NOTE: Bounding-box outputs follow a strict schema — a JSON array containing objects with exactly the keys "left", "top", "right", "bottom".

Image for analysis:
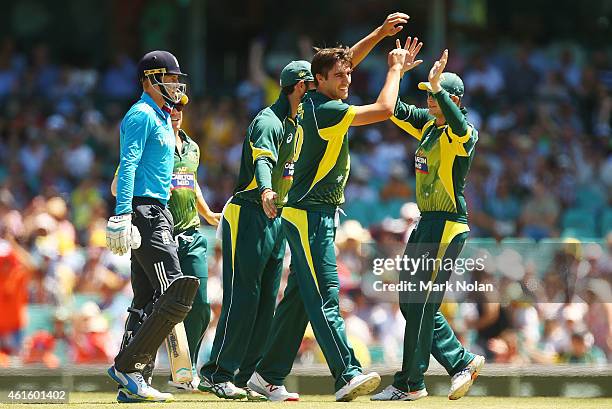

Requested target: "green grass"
[{"left": 3, "top": 393, "right": 611, "bottom": 409}]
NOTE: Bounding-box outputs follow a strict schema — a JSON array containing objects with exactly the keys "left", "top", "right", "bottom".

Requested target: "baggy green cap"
[
  {"left": 418, "top": 72, "right": 464, "bottom": 97},
  {"left": 280, "top": 60, "right": 314, "bottom": 87}
]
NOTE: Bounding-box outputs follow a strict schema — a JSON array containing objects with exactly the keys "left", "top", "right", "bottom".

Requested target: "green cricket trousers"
[
  {"left": 257, "top": 206, "right": 362, "bottom": 392},
  {"left": 200, "top": 198, "right": 285, "bottom": 385},
  {"left": 176, "top": 227, "right": 211, "bottom": 368},
  {"left": 393, "top": 213, "right": 475, "bottom": 392}
]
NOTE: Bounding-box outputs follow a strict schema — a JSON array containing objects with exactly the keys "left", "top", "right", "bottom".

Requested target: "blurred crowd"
[{"left": 0, "top": 33, "right": 611, "bottom": 369}]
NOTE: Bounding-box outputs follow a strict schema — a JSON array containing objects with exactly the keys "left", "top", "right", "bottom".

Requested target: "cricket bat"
[{"left": 165, "top": 322, "right": 193, "bottom": 383}]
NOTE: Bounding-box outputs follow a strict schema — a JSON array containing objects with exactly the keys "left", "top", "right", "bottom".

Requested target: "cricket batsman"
[
  {"left": 197, "top": 60, "right": 315, "bottom": 401},
  {"left": 372, "top": 49, "right": 485, "bottom": 401},
  {"left": 105, "top": 50, "right": 199, "bottom": 402},
  {"left": 244, "top": 36, "right": 424, "bottom": 402},
  {"left": 111, "top": 96, "right": 221, "bottom": 398}
]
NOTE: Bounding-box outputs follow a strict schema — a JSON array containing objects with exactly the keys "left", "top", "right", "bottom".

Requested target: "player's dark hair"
[
  {"left": 281, "top": 83, "right": 297, "bottom": 95},
  {"left": 311, "top": 46, "right": 353, "bottom": 86}
]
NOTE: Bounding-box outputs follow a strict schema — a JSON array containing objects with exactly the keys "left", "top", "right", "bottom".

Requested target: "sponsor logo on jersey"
[
  {"left": 161, "top": 231, "right": 172, "bottom": 245},
  {"left": 415, "top": 153, "right": 429, "bottom": 174},
  {"left": 286, "top": 133, "right": 294, "bottom": 143},
  {"left": 283, "top": 161, "right": 294, "bottom": 179},
  {"left": 171, "top": 172, "right": 195, "bottom": 190}
]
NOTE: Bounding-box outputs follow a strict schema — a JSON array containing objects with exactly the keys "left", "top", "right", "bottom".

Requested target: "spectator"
[
  {"left": 0, "top": 236, "right": 32, "bottom": 356},
  {"left": 99, "top": 53, "right": 137, "bottom": 99},
  {"left": 485, "top": 178, "right": 521, "bottom": 237},
  {"left": 21, "top": 330, "right": 60, "bottom": 368},
  {"left": 560, "top": 331, "right": 607, "bottom": 364},
  {"left": 71, "top": 302, "right": 112, "bottom": 364},
  {"left": 519, "top": 181, "right": 560, "bottom": 240},
  {"left": 379, "top": 163, "right": 412, "bottom": 202}
]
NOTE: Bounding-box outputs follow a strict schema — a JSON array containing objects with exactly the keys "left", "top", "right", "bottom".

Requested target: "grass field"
[{"left": 3, "top": 392, "right": 611, "bottom": 409}]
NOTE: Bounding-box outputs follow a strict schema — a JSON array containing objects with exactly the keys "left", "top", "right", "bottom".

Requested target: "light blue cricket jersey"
[{"left": 115, "top": 92, "right": 174, "bottom": 215}]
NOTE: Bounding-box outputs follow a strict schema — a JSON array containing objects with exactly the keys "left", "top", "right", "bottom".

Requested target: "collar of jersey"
[
  {"left": 140, "top": 92, "right": 170, "bottom": 120},
  {"left": 312, "top": 89, "right": 332, "bottom": 102},
  {"left": 270, "top": 92, "right": 290, "bottom": 121},
  {"left": 178, "top": 129, "right": 191, "bottom": 144}
]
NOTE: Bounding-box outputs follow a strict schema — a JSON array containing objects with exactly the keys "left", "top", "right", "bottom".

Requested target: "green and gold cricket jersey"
[
  {"left": 285, "top": 90, "right": 354, "bottom": 210},
  {"left": 391, "top": 90, "right": 478, "bottom": 222},
  {"left": 169, "top": 129, "right": 201, "bottom": 233},
  {"left": 233, "top": 94, "right": 298, "bottom": 207}
]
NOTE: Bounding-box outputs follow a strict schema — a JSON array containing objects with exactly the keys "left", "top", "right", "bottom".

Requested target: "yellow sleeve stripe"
[
  {"left": 422, "top": 119, "right": 436, "bottom": 134},
  {"left": 318, "top": 105, "right": 355, "bottom": 141},
  {"left": 447, "top": 126, "right": 472, "bottom": 143},
  {"left": 390, "top": 116, "right": 423, "bottom": 140},
  {"left": 250, "top": 142, "right": 276, "bottom": 163},
  {"left": 114, "top": 165, "right": 119, "bottom": 177}
]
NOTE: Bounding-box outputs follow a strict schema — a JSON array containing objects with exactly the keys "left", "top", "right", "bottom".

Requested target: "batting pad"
[{"left": 114, "top": 276, "right": 200, "bottom": 373}]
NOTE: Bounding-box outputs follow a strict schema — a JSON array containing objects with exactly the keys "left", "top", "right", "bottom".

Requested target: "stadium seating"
[
  {"left": 601, "top": 207, "right": 612, "bottom": 236},
  {"left": 574, "top": 184, "right": 607, "bottom": 213},
  {"left": 25, "top": 305, "right": 55, "bottom": 336},
  {"left": 562, "top": 208, "right": 597, "bottom": 238}
]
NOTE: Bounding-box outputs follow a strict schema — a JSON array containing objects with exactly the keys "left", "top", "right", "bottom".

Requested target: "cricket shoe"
[
  {"left": 107, "top": 366, "right": 173, "bottom": 402},
  {"left": 448, "top": 355, "right": 485, "bottom": 400},
  {"left": 371, "top": 385, "right": 428, "bottom": 401},
  {"left": 335, "top": 372, "right": 381, "bottom": 402},
  {"left": 117, "top": 387, "right": 150, "bottom": 403},
  {"left": 168, "top": 378, "right": 198, "bottom": 393},
  {"left": 197, "top": 376, "right": 247, "bottom": 400},
  {"left": 247, "top": 372, "right": 299, "bottom": 401},
  {"left": 243, "top": 386, "right": 269, "bottom": 401}
]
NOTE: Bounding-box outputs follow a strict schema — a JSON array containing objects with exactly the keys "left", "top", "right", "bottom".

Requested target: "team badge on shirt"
[
  {"left": 415, "top": 151, "right": 429, "bottom": 174},
  {"left": 283, "top": 161, "right": 294, "bottom": 179},
  {"left": 171, "top": 172, "right": 195, "bottom": 190}
]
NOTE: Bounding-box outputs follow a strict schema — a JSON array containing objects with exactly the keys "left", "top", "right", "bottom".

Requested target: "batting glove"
[{"left": 106, "top": 214, "right": 141, "bottom": 255}]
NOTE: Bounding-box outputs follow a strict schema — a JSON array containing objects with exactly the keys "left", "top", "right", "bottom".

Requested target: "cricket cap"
[
  {"left": 418, "top": 72, "right": 464, "bottom": 97},
  {"left": 280, "top": 60, "right": 314, "bottom": 87}
]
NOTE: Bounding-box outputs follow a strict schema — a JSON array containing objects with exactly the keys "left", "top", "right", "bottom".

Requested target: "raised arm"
[
  {"left": 350, "top": 12, "right": 409, "bottom": 68},
  {"left": 352, "top": 37, "right": 423, "bottom": 126},
  {"left": 429, "top": 49, "right": 472, "bottom": 141},
  {"left": 248, "top": 39, "right": 268, "bottom": 86}
]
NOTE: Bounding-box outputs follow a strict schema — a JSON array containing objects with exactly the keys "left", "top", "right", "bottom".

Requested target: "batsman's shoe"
[
  {"left": 335, "top": 372, "right": 381, "bottom": 402},
  {"left": 197, "top": 376, "right": 247, "bottom": 400},
  {"left": 107, "top": 366, "right": 173, "bottom": 402},
  {"left": 371, "top": 385, "right": 428, "bottom": 401},
  {"left": 448, "top": 355, "right": 485, "bottom": 400},
  {"left": 247, "top": 372, "right": 299, "bottom": 401},
  {"left": 117, "top": 387, "right": 150, "bottom": 403}
]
